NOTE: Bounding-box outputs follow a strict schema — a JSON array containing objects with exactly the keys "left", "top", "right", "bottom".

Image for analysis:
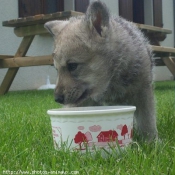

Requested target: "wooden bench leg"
[
  {"left": 162, "top": 57, "right": 175, "bottom": 78},
  {"left": 0, "top": 36, "right": 35, "bottom": 95}
]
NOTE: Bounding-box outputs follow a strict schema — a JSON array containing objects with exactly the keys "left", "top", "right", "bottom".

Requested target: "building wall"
[
  {"left": 153, "top": 0, "right": 174, "bottom": 81},
  {"left": 0, "top": 0, "right": 56, "bottom": 91},
  {"left": 64, "top": 0, "right": 74, "bottom": 11},
  {"left": 144, "top": 0, "right": 153, "bottom": 25},
  {"left": 0, "top": 0, "right": 174, "bottom": 92}
]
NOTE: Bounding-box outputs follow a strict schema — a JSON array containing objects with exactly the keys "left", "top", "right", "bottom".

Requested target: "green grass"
[{"left": 0, "top": 81, "right": 175, "bottom": 175}]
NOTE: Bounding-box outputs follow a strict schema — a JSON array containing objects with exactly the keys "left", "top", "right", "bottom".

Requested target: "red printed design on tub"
[
  {"left": 52, "top": 126, "right": 62, "bottom": 148},
  {"left": 52, "top": 126, "right": 61, "bottom": 137},
  {"left": 73, "top": 123, "right": 133, "bottom": 150}
]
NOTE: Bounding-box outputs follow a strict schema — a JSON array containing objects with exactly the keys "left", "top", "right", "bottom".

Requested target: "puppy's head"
[{"left": 44, "top": 1, "right": 112, "bottom": 106}]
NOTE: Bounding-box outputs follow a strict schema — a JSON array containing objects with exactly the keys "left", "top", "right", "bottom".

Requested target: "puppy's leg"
[{"left": 134, "top": 85, "right": 158, "bottom": 141}]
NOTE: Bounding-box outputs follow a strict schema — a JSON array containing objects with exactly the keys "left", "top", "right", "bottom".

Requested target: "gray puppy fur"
[{"left": 45, "top": 1, "right": 158, "bottom": 141}]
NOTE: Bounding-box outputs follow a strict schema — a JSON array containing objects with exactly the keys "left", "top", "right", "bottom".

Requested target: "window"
[
  {"left": 75, "top": 0, "right": 89, "bottom": 13},
  {"left": 119, "top": 0, "right": 144, "bottom": 24},
  {"left": 153, "top": 0, "right": 163, "bottom": 27},
  {"left": 119, "top": 0, "right": 162, "bottom": 26},
  {"left": 18, "top": 0, "right": 64, "bottom": 17},
  {"left": 119, "top": 0, "right": 133, "bottom": 22},
  {"left": 133, "top": 0, "right": 144, "bottom": 24}
]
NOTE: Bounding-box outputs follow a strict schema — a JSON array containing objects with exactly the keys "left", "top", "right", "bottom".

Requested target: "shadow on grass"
[{"left": 154, "top": 81, "right": 175, "bottom": 91}]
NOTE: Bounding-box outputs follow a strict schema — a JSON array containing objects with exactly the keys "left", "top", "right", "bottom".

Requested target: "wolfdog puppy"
[{"left": 44, "top": 1, "right": 157, "bottom": 141}]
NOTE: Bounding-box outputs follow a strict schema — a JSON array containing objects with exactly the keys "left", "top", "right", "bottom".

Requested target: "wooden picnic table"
[
  {"left": 0, "top": 11, "right": 82, "bottom": 95},
  {"left": 0, "top": 11, "right": 174, "bottom": 95}
]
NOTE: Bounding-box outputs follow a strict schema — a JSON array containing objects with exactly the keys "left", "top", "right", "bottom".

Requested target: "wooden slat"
[
  {"left": 13, "top": 21, "right": 173, "bottom": 38},
  {"left": 0, "top": 55, "right": 53, "bottom": 68},
  {"left": 135, "top": 23, "right": 172, "bottom": 34},
  {"left": 2, "top": 11, "right": 84, "bottom": 27},
  {"left": 0, "top": 36, "right": 34, "bottom": 95},
  {"left": 0, "top": 55, "right": 14, "bottom": 59},
  {"left": 152, "top": 45, "right": 175, "bottom": 56},
  {"left": 2, "top": 10, "right": 171, "bottom": 35},
  {"left": 14, "top": 24, "right": 48, "bottom": 37}
]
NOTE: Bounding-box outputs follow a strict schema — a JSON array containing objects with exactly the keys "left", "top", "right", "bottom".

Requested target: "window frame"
[{"left": 18, "top": 0, "right": 64, "bottom": 18}]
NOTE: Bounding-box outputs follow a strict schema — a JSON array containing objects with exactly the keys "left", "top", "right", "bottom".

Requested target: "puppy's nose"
[{"left": 55, "top": 95, "right": 64, "bottom": 104}]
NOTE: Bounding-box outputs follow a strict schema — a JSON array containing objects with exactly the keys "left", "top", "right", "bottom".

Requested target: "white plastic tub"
[{"left": 47, "top": 106, "right": 136, "bottom": 152}]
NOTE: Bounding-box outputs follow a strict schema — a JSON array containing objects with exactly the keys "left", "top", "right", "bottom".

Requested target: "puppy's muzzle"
[{"left": 55, "top": 95, "right": 64, "bottom": 104}]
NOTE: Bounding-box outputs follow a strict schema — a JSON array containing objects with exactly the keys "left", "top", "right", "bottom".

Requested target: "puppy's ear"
[
  {"left": 44, "top": 21, "right": 69, "bottom": 37},
  {"left": 85, "top": 1, "right": 110, "bottom": 36}
]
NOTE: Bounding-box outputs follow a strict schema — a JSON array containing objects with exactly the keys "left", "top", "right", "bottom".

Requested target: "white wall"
[
  {"left": 0, "top": 0, "right": 21, "bottom": 55},
  {"left": 153, "top": 0, "right": 174, "bottom": 81},
  {"left": 161, "top": 0, "right": 174, "bottom": 47},
  {"left": 144, "top": 0, "right": 153, "bottom": 25},
  {"left": 64, "top": 0, "right": 74, "bottom": 11}
]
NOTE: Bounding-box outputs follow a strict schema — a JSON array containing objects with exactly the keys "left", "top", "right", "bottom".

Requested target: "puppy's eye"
[{"left": 67, "top": 63, "right": 78, "bottom": 72}]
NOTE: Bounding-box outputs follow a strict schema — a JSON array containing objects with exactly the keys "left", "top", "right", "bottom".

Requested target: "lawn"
[{"left": 0, "top": 81, "right": 175, "bottom": 175}]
